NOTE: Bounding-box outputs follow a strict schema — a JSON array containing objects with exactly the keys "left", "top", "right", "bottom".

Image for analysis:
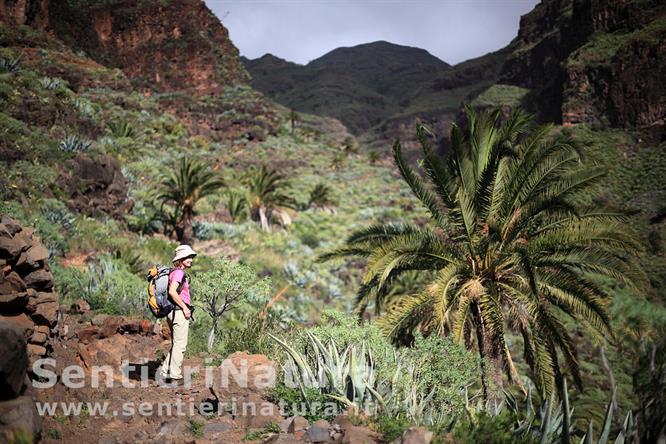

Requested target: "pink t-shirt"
[{"left": 169, "top": 269, "right": 190, "bottom": 305}]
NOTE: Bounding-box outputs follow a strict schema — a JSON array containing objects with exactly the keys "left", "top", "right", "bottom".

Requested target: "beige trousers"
[{"left": 160, "top": 309, "right": 189, "bottom": 380}]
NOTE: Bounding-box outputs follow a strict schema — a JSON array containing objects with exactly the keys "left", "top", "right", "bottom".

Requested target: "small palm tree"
[
  {"left": 289, "top": 109, "right": 299, "bottom": 135},
  {"left": 342, "top": 136, "right": 359, "bottom": 155},
  {"left": 368, "top": 150, "right": 381, "bottom": 165},
  {"left": 321, "top": 107, "right": 643, "bottom": 401},
  {"left": 226, "top": 191, "right": 248, "bottom": 223},
  {"left": 308, "top": 183, "right": 336, "bottom": 212},
  {"left": 156, "top": 158, "right": 225, "bottom": 243},
  {"left": 244, "top": 165, "right": 297, "bottom": 231}
]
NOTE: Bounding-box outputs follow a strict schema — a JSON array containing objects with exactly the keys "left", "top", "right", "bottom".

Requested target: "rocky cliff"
[
  {"left": 1, "top": 0, "right": 249, "bottom": 94},
  {"left": 501, "top": 0, "right": 666, "bottom": 134}
]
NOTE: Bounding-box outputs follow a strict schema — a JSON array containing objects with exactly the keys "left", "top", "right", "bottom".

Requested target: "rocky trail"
[
  {"left": 33, "top": 308, "right": 385, "bottom": 444},
  {"left": 0, "top": 216, "right": 431, "bottom": 444}
]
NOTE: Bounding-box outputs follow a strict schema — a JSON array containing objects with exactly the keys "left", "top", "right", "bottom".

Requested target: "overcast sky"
[{"left": 204, "top": 0, "right": 540, "bottom": 66}]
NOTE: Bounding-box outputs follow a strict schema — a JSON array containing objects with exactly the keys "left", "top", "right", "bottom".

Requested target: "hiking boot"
[{"left": 165, "top": 377, "right": 185, "bottom": 386}]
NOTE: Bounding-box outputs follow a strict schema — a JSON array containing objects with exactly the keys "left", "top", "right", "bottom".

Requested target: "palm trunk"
[
  {"left": 259, "top": 206, "right": 270, "bottom": 232},
  {"left": 472, "top": 302, "right": 504, "bottom": 404},
  {"left": 179, "top": 206, "right": 194, "bottom": 243}
]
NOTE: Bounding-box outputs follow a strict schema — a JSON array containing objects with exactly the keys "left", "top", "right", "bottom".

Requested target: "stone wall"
[
  {"left": 0, "top": 215, "right": 54, "bottom": 442},
  {"left": 0, "top": 215, "right": 59, "bottom": 366}
]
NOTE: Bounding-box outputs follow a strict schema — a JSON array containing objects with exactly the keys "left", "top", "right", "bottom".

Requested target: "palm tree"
[
  {"left": 226, "top": 191, "right": 248, "bottom": 223},
  {"left": 244, "top": 165, "right": 298, "bottom": 232},
  {"left": 156, "top": 158, "right": 225, "bottom": 243},
  {"left": 321, "top": 107, "right": 643, "bottom": 401},
  {"left": 308, "top": 183, "right": 336, "bottom": 212}
]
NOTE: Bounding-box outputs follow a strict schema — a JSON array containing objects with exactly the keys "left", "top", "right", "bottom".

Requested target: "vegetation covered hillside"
[{"left": 0, "top": 0, "right": 665, "bottom": 443}]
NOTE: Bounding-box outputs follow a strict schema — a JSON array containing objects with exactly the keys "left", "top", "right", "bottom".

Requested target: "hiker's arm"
[{"left": 169, "top": 281, "right": 191, "bottom": 319}]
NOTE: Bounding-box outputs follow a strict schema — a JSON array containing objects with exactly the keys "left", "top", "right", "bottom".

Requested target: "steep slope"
[
  {"left": 500, "top": 0, "right": 666, "bottom": 133},
  {"left": 1, "top": 0, "right": 249, "bottom": 94}
]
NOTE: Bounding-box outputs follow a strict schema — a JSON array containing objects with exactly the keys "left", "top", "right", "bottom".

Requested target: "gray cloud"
[{"left": 204, "top": 0, "right": 539, "bottom": 65}]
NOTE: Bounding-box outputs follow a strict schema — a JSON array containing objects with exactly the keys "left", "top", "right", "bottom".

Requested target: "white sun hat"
[{"left": 172, "top": 245, "right": 197, "bottom": 263}]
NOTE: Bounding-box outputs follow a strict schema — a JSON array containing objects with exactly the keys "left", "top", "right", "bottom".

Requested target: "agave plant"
[
  {"left": 270, "top": 331, "right": 380, "bottom": 412},
  {"left": 59, "top": 135, "right": 93, "bottom": 153},
  {"left": 109, "top": 120, "right": 136, "bottom": 138},
  {"left": 39, "top": 76, "right": 64, "bottom": 90},
  {"left": 368, "top": 150, "right": 381, "bottom": 165},
  {"left": 0, "top": 57, "right": 21, "bottom": 73},
  {"left": 70, "top": 97, "right": 96, "bottom": 117}
]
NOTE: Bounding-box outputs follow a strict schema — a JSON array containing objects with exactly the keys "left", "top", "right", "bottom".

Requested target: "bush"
[
  {"left": 219, "top": 311, "right": 283, "bottom": 358},
  {"left": 265, "top": 384, "right": 338, "bottom": 422},
  {"left": 195, "top": 259, "right": 271, "bottom": 351},
  {"left": 394, "top": 334, "right": 478, "bottom": 415},
  {"left": 54, "top": 254, "right": 146, "bottom": 315},
  {"left": 453, "top": 411, "right": 538, "bottom": 444},
  {"left": 376, "top": 414, "right": 411, "bottom": 442}
]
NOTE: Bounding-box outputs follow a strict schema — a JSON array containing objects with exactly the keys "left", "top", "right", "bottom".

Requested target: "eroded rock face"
[
  {"left": 48, "top": 0, "right": 249, "bottom": 94},
  {"left": 60, "top": 153, "right": 133, "bottom": 220},
  {"left": 500, "top": 0, "right": 666, "bottom": 133},
  {"left": 0, "top": 0, "right": 50, "bottom": 29}
]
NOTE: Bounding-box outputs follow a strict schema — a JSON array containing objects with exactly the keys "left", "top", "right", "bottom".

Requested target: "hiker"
[{"left": 159, "top": 244, "right": 196, "bottom": 383}]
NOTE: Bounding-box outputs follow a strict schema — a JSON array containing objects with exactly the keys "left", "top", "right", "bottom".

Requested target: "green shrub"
[
  {"left": 266, "top": 384, "right": 337, "bottom": 422},
  {"left": 219, "top": 311, "right": 282, "bottom": 358},
  {"left": 189, "top": 419, "right": 204, "bottom": 437},
  {"left": 196, "top": 259, "right": 271, "bottom": 351},
  {"left": 55, "top": 254, "right": 146, "bottom": 315},
  {"left": 300, "top": 310, "right": 395, "bottom": 381},
  {"left": 395, "top": 334, "right": 478, "bottom": 415},
  {"left": 376, "top": 414, "right": 411, "bottom": 442},
  {"left": 453, "top": 411, "right": 538, "bottom": 444}
]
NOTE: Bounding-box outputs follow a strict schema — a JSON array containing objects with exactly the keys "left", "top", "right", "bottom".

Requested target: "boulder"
[
  {"left": 25, "top": 291, "right": 57, "bottom": 314},
  {"left": 288, "top": 416, "right": 310, "bottom": 434},
  {"left": 15, "top": 244, "right": 49, "bottom": 270},
  {"left": 307, "top": 419, "right": 331, "bottom": 443},
  {"left": 340, "top": 424, "right": 381, "bottom": 444},
  {"left": 0, "top": 272, "right": 27, "bottom": 294},
  {"left": 0, "top": 292, "right": 28, "bottom": 312},
  {"left": 0, "top": 323, "right": 28, "bottom": 400},
  {"left": 203, "top": 420, "right": 234, "bottom": 436},
  {"left": 22, "top": 268, "right": 54, "bottom": 290},
  {"left": 77, "top": 325, "right": 100, "bottom": 343},
  {"left": 401, "top": 427, "right": 434, "bottom": 444},
  {"left": 29, "top": 331, "right": 48, "bottom": 345},
  {"left": 31, "top": 300, "right": 59, "bottom": 327},
  {"left": 100, "top": 315, "right": 126, "bottom": 338},
  {"left": 0, "top": 217, "right": 22, "bottom": 235},
  {"left": 0, "top": 226, "right": 22, "bottom": 259},
  {"left": 70, "top": 298, "right": 91, "bottom": 314},
  {"left": 27, "top": 344, "right": 46, "bottom": 357},
  {"left": 0, "top": 313, "right": 34, "bottom": 338},
  {"left": 0, "top": 395, "right": 41, "bottom": 438},
  {"left": 92, "top": 313, "right": 110, "bottom": 326}
]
